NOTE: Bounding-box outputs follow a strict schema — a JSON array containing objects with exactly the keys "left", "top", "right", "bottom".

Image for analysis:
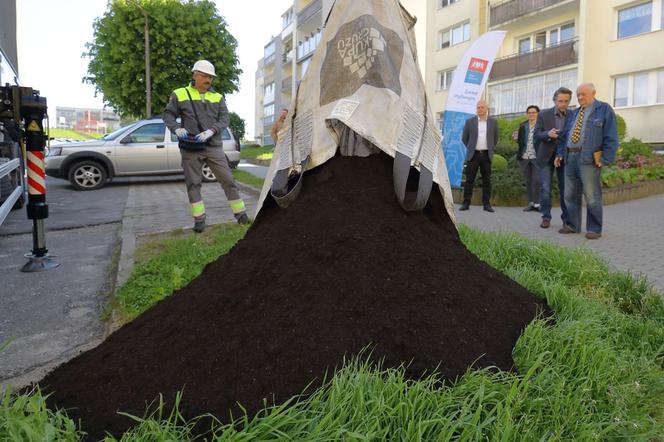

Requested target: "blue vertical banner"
[{"left": 441, "top": 31, "right": 506, "bottom": 187}]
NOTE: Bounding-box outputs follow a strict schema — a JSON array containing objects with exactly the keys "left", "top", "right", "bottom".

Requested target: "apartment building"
[
  {"left": 426, "top": 0, "right": 664, "bottom": 144},
  {"left": 55, "top": 107, "right": 121, "bottom": 134},
  {"left": 254, "top": 0, "right": 333, "bottom": 145},
  {"left": 0, "top": 0, "right": 19, "bottom": 85},
  {"left": 254, "top": 0, "right": 426, "bottom": 145}
]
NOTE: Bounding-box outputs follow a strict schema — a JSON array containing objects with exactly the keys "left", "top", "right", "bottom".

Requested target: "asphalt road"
[
  {"left": 0, "top": 176, "right": 130, "bottom": 236},
  {"left": 0, "top": 163, "right": 267, "bottom": 385}
]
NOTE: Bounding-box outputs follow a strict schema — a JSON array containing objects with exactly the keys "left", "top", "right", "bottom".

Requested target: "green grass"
[
  {"left": 47, "top": 128, "right": 103, "bottom": 140},
  {"left": 232, "top": 169, "right": 264, "bottom": 188},
  {"left": 240, "top": 145, "right": 273, "bottom": 161},
  {"left": 3, "top": 226, "right": 663, "bottom": 441},
  {"left": 114, "top": 223, "right": 248, "bottom": 321}
]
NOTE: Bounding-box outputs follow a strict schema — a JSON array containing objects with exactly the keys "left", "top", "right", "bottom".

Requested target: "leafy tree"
[
  {"left": 228, "top": 111, "right": 245, "bottom": 143},
  {"left": 85, "top": 0, "right": 241, "bottom": 119}
]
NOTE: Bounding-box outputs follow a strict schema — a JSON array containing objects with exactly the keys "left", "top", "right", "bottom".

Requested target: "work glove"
[
  {"left": 195, "top": 129, "right": 215, "bottom": 143},
  {"left": 175, "top": 128, "right": 188, "bottom": 140}
]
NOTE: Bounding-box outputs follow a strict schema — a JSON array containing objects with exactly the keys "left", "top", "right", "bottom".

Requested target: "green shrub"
[
  {"left": 496, "top": 117, "right": 523, "bottom": 148},
  {"left": 619, "top": 138, "right": 654, "bottom": 161},
  {"left": 495, "top": 142, "right": 517, "bottom": 158},
  {"left": 492, "top": 153, "right": 508, "bottom": 172},
  {"left": 616, "top": 114, "right": 627, "bottom": 142}
]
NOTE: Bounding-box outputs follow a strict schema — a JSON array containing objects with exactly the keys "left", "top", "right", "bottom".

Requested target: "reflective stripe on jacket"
[{"left": 163, "top": 84, "right": 229, "bottom": 146}]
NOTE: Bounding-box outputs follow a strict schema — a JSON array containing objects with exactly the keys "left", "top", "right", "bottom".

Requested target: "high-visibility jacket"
[{"left": 163, "top": 84, "right": 229, "bottom": 147}]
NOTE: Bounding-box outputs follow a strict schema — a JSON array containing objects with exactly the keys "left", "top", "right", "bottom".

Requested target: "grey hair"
[{"left": 578, "top": 82, "right": 596, "bottom": 92}]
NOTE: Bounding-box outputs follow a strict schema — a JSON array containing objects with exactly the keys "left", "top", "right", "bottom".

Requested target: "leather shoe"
[
  {"left": 585, "top": 232, "right": 602, "bottom": 240},
  {"left": 459, "top": 203, "right": 470, "bottom": 211},
  {"left": 483, "top": 205, "right": 495, "bottom": 213},
  {"left": 540, "top": 219, "right": 550, "bottom": 228},
  {"left": 558, "top": 225, "right": 576, "bottom": 234}
]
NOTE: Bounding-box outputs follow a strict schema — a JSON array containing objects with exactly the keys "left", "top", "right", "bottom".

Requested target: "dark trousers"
[
  {"left": 463, "top": 150, "right": 491, "bottom": 206},
  {"left": 518, "top": 159, "right": 541, "bottom": 204},
  {"left": 540, "top": 161, "right": 568, "bottom": 223}
]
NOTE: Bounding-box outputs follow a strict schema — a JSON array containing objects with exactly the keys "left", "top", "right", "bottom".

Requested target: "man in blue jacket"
[{"left": 554, "top": 83, "right": 619, "bottom": 239}]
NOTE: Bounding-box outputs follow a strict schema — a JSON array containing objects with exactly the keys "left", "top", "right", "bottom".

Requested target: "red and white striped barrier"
[{"left": 27, "top": 150, "right": 46, "bottom": 195}]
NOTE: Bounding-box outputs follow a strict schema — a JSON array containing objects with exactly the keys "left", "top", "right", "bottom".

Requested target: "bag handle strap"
[{"left": 184, "top": 87, "right": 205, "bottom": 134}]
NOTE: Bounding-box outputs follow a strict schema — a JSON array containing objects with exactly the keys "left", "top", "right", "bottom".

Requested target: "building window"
[
  {"left": 517, "top": 22, "right": 575, "bottom": 54},
  {"left": 439, "top": 21, "right": 470, "bottom": 49},
  {"left": 438, "top": 0, "right": 459, "bottom": 8},
  {"left": 263, "top": 82, "right": 275, "bottom": 105},
  {"left": 614, "top": 76, "right": 629, "bottom": 107},
  {"left": 263, "top": 104, "right": 275, "bottom": 125},
  {"left": 614, "top": 69, "right": 664, "bottom": 107},
  {"left": 282, "top": 9, "right": 294, "bottom": 29},
  {"left": 488, "top": 69, "right": 577, "bottom": 115},
  {"left": 618, "top": 2, "right": 653, "bottom": 39},
  {"left": 560, "top": 23, "right": 575, "bottom": 42},
  {"left": 437, "top": 69, "right": 454, "bottom": 90},
  {"left": 297, "top": 30, "right": 322, "bottom": 59},
  {"left": 633, "top": 72, "right": 650, "bottom": 105},
  {"left": 436, "top": 112, "right": 444, "bottom": 133}
]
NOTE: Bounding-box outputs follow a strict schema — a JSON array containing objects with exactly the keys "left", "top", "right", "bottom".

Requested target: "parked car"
[{"left": 45, "top": 118, "right": 240, "bottom": 190}]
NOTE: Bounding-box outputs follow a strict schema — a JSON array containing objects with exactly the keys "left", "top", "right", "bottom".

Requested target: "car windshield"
[{"left": 102, "top": 122, "right": 138, "bottom": 141}]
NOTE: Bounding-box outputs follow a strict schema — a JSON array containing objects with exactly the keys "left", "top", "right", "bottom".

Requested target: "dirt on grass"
[{"left": 41, "top": 153, "right": 550, "bottom": 440}]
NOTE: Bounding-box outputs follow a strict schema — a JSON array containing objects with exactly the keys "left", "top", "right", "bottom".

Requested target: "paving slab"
[
  {"left": 455, "top": 193, "right": 664, "bottom": 294},
  {"left": 0, "top": 224, "right": 120, "bottom": 387}
]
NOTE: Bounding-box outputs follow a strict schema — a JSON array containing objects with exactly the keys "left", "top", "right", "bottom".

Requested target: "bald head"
[
  {"left": 576, "top": 83, "right": 596, "bottom": 107},
  {"left": 476, "top": 100, "right": 488, "bottom": 119}
]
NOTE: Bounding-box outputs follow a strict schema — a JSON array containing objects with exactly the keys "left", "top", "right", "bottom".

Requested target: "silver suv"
[{"left": 45, "top": 118, "right": 240, "bottom": 190}]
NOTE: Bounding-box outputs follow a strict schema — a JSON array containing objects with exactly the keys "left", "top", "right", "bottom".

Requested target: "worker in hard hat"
[{"left": 164, "top": 60, "right": 250, "bottom": 232}]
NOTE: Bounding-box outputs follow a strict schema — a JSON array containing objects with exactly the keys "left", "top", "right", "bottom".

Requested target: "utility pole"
[{"left": 133, "top": 1, "right": 151, "bottom": 118}]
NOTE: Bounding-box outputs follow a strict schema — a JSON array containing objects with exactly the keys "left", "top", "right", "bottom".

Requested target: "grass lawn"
[
  {"left": 232, "top": 169, "right": 264, "bottom": 189},
  {"left": 2, "top": 225, "right": 663, "bottom": 440},
  {"left": 240, "top": 145, "right": 273, "bottom": 161},
  {"left": 47, "top": 128, "right": 103, "bottom": 140}
]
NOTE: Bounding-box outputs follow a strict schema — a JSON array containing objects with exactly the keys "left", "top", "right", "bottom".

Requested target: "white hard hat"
[{"left": 192, "top": 60, "right": 216, "bottom": 77}]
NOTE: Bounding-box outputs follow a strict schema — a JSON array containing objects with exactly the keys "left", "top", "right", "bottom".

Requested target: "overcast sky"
[{"left": 16, "top": 0, "right": 292, "bottom": 139}]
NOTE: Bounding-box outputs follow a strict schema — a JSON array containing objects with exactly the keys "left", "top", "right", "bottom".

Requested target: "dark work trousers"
[{"left": 463, "top": 150, "right": 492, "bottom": 206}]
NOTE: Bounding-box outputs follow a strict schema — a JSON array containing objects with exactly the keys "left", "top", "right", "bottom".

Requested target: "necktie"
[{"left": 570, "top": 107, "right": 585, "bottom": 144}]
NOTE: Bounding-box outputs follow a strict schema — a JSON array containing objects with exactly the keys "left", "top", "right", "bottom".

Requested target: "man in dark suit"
[
  {"left": 460, "top": 99, "right": 499, "bottom": 212},
  {"left": 534, "top": 87, "right": 572, "bottom": 228}
]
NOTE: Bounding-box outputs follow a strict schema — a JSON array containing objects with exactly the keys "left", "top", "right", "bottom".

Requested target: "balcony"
[
  {"left": 282, "top": 50, "right": 294, "bottom": 65},
  {"left": 490, "top": 0, "right": 567, "bottom": 27},
  {"left": 297, "top": 0, "right": 321, "bottom": 27},
  {"left": 489, "top": 38, "right": 578, "bottom": 82},
  {"left": 282, "top": 76, "right": 292, "bottom": 91}
]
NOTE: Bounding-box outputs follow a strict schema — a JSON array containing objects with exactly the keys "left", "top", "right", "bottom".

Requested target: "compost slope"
[{"left": 42, "top": 153, "right": 549, "bottom": 439}]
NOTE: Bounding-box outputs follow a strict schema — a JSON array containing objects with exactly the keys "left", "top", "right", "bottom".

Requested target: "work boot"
[
  {"left": 236, "top": 213, "right": 251, "bottom": 225},
  {"left": 193, "top": 215, "right": 206, "bottom": 233}
]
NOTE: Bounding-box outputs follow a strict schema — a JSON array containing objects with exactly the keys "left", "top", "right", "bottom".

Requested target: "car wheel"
[
  {"left": 68, "top": 161, "right": 107, "bottom": 191},
  {"left": 201, "top": 162, "right": 217, "bottom": 183}
]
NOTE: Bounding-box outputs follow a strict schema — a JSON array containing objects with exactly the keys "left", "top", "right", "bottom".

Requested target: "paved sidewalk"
[
  {"left": 456, "top": 194, "right": 664, "bottom": 294},
  {"left": 116, "top": 177, "right": 259, "bottom": 288}
]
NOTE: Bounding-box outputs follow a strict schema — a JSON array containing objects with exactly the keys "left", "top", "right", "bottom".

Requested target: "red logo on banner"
[{"left": 468, "top": 57, "right": 488, "bottom": 73}]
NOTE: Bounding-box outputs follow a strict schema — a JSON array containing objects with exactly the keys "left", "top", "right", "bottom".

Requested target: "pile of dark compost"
[{"left": 41, "top": 153, "right": 550, "bottom": 439}]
